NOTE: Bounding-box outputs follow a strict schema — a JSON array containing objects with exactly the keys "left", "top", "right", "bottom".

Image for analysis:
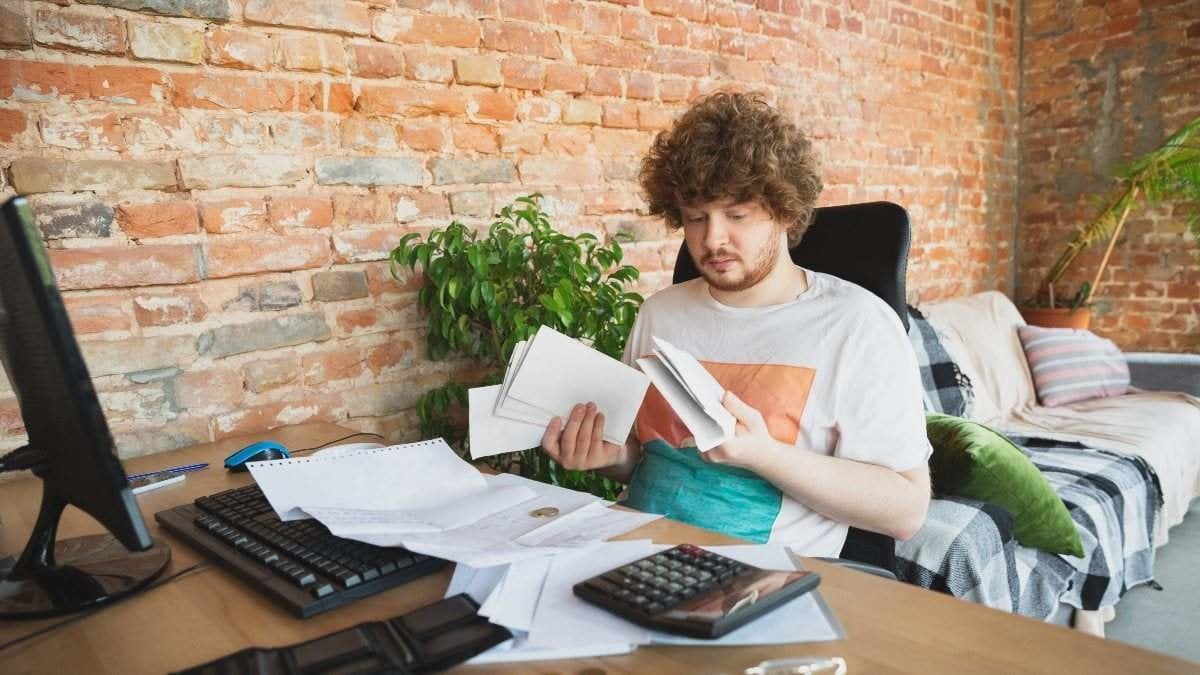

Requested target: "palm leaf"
[{"left": 1033, "top": 114, "right": 1200, "bottom": 305}]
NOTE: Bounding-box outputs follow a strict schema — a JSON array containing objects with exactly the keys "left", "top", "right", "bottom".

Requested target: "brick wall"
[
  {"left": 1018, "top": 0, "right": 1200, "bottom": 352},
  {"left": 0, "top": 0, "right": 1020, "bottom": 457}
]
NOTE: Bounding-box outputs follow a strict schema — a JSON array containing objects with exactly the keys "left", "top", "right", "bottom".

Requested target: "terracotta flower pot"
[{"left": 1019, "top": 306, "right": 1092, "bottom": 330}]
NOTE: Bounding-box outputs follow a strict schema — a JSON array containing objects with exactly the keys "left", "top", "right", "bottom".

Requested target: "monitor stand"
[{"left": 0, "top": 488, "right": 170, "bottom": 619}]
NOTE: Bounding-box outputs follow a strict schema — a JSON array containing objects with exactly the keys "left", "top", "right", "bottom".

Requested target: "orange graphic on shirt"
[{"left": 635, "top": 361, "right": 817, "bottom": 448}]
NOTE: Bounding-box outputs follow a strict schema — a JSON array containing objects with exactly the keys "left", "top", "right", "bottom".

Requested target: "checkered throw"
[
  {"left": 895, "top": 436, "right": 1161, "bottom": 619},
  {"left": 906, "top": 305, "right": 974, "bottom": 418}
]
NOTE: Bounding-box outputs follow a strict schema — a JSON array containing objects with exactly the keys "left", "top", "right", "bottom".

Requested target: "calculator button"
[
  {"left": 666, "top": 582, "right": 683, "bottom": 592},
  {"left": 697, "top": 570, "right": 713, "bottom": 581},
  {"left": 620, "top": 564, "right": 640, "bottom": 575},
  {"left": 647, "top": 602, "right": 664, "bottom": 613},
  {"left": 602, "top": 571, "right": 629, "bottom": 586},
  {"left": 636, "top": 560, "right": 655, "bottom": 569},
  {"left": 666, "top": 570, "right": 682, "bottom": 580},
  {"left": 585, "top": 579, "right": 622, "bottom": 596},
  {"left": 631, "top": 595, "right": 649, "bottom": 606}
]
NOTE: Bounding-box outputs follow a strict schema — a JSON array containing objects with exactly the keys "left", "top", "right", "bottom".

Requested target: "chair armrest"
[{"left": 1125, "top": 352, "right": 1200, "bottom": 396}]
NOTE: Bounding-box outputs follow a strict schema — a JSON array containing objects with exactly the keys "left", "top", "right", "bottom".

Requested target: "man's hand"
[
  {"left": 542, "top": 402, "right": 627, "bottom": 471},
  {"left": 706, "top": 390, "right": 784, "bottom": 471}
]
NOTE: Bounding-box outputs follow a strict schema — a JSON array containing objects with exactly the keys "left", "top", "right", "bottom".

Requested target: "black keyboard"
[{"left": 156, "top": 484, "right": 447, "bottom": 618}]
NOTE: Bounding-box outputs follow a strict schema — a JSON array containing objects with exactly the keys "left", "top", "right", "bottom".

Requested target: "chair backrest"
[{"left": 671, "top": 201, "right": 911, "bottom": 331}]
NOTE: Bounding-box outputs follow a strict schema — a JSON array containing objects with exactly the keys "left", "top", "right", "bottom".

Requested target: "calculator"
[{"left": 573, "top": 544, "right": 821, "bottom": 639}]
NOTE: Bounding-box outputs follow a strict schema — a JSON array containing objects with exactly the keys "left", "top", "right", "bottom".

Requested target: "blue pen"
[{"left": 126, "top": 462, "right": 209, "bottom": 481}]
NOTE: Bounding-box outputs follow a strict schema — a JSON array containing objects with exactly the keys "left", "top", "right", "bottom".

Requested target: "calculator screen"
[{"left": 661, "top": 569, "right": 816, "bottom": 623}]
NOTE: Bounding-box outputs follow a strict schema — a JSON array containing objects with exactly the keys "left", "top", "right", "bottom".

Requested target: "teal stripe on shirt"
[{"left": 624, "top": 439, "right": 782, "bottom": 544}]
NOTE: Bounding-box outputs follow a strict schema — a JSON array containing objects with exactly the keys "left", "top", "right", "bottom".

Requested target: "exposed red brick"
[
  {"left": 482, "top": 20, "right": 561, "bottom": 58},
  {"left": 472, "top": 91, "right": 516, "bottom": 121},
  {"left": 0, "top": 109, "right": 29, "bottom": 143},
  {"left": 174, "top": 72, "right": 322, "bottom": 112},
  {"left": 244, "top": 0, "right": 371, "bottom": 36},
  {"left": 205, "top": 233, "right": 331, "bottom": 278},
  {"left": 50, "top": 245, "right": 201, "bottom": 290},
  {"left": 349, "top": 42, "right": 405, "bottom": 78},
  {"left": 453, "top": 123, "right": 500, "bottom": 154},
  {"left": 33, "top": 8, "right": 126, "bottom": 55},
  {"left": 118, "top": 202, "right": 200, "bottom": 239},
  {"left": 545, "top": 63, "right": 587, "bottom": 93},
  {"left": 269, "top": 196, "right": 334, "bottom": 228},
  {"left": 303, "top": 348, "right": 366, "bottom": 385},
  {"left": 206, "top": 28, "right": 273, "bottom": 70},
  {"left": 63, "top": 293, "right": 132, "bottom": 334},
  {"left": 375, "top": 14, "right": 481, "bottom": 48},
  {"left": 132, "top": 289, "right": 209, "bottom": 327},
  {"left": 200, "top": 199, "right": 269, "bottom": 234}
]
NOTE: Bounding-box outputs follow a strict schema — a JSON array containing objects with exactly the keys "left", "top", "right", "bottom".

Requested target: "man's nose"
[{"left": 703, "top": 216, "right": 729, "bottom": 250}]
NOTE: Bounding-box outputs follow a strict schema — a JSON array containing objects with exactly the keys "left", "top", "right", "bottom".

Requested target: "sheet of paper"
[
  {"left": 246, "top": 439, "right": 487, "bottom": 520},
  {"left": 479, "top": 556, "right": 552, "bottom": 632},
  {"left": 446, "top": 563, "right": 509, "bottom": 604},
  {"left": 505, "top": 325, "right": 649, "bottom": 445},
  {"left": 304, "top": 484, "right": 536, "bottom": 534},
  {"left": 469, "top": 385, "right": 548, "bottom": 459},
  {"left": 311, "top": 442, "right": 385, "bottom": 458},
  {"left": 325, "top": 473, "right": 608, "bottom": 567},
  {"left": 526, "top": 540, "right": 664, "bottom": 648},
  {"left": 638, "top": 356, "right": 732, "bottom": 452},
  {"left": 513, "top": 502, "right": 662, "bottom": 548},
  {"left": 398, "top": 504, "right": 654, "bottom": 568},
  {"left": 494, "top": 341, "right": 553, "bottom": 425},
  {"left": 652, "top": 336, "right": 731, "bottom": 418}
]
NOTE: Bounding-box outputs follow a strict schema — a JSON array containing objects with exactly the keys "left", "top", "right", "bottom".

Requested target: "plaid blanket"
[
  {"left": 895, "top": 436, "right": 1161, "bottom": 619},
  {"left": 907, "top": 305, "right": 974, "bottom": 418}
]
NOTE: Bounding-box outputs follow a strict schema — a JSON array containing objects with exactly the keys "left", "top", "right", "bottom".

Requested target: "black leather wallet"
[{"left": 173, "top": 594, "right": 510, "bottom": 674}]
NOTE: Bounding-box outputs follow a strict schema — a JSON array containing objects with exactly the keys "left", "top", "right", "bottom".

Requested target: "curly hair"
[{"left": 639, "top": 92, "right": 823, "bottom": 246}]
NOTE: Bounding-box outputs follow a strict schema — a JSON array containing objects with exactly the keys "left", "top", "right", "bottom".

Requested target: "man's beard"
[{"left": 697, "top": 232, "right": 781, "bottom": 293}]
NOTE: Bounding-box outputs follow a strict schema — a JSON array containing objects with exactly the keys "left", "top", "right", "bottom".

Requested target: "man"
[{"left": 541, "top": 93, "right": 931, "bottom": 558}]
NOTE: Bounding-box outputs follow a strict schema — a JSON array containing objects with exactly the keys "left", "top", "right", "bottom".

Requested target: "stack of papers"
[
  {"left": 246, "top": 439, "right": 535, "bottom": 525},
  {"left": 469, "top": 325, "right": 651, "bottom": 459},
  {"left": 636, "top": 336, "right": 736, "bottom": 452},
  {"left": 247, "top": 439, "right": 662, "bottom": 568},
  {"left": 450, "top": 541, "right": 845, "bottom": 664}
]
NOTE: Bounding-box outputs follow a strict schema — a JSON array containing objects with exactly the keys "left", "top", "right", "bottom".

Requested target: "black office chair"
[
  {"left": 671, "top": 201, "right": 913, "bottom": 579},
  {"left": 673, "top": 200, "right": 910, "bottom": 331}
]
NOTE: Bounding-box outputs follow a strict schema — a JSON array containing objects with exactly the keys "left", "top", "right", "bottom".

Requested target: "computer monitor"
[{"left": 0, "top": 196, "right": 170, "bottom": 619}]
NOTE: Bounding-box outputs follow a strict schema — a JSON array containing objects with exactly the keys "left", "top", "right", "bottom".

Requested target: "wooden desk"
[{"left": 0, "top": 423, "right": 1195, "bottom": 674}]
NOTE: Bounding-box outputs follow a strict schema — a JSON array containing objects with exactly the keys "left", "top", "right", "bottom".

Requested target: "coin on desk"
[{"left": 529, "top": 506, "right": 559, "bottom": 518}]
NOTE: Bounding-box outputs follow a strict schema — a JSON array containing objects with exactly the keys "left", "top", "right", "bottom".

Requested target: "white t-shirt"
[{"left": 621, "top": 269, "right": 931, "bottom": 555}]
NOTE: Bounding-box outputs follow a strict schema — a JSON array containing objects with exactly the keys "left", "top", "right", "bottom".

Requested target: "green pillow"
[{"left": 925, "top": 413, "right": 1084, "bottom": 557}]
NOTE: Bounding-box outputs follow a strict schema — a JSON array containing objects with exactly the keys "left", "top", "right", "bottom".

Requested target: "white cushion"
[{"left": 920, "top": 291, "right": 1037, "bottom": 424}]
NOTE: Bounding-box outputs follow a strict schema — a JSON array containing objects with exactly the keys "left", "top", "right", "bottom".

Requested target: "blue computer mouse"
[{"left": 224, "top": 440, "right": 292, "bottom": 472}]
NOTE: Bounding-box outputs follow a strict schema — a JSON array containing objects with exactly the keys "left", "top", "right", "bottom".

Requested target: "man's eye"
[{"left": 729, "top": 213, "right": 746, "bottom": 220}]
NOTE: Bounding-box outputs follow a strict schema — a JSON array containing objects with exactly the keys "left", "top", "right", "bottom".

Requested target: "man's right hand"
[{"left": 541, "top": 401, "right": 627, "bottom": 471}]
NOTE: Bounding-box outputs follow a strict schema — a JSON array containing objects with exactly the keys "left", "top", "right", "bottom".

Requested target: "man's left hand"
[{"left": 705, "top": 390, "right": 782, "bottom": 471}]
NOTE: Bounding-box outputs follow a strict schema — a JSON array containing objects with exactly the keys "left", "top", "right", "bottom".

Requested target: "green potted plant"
[
  {"left": 389, "top": 194, "right": 644, "bottom": 499},
  {"left": 1023, "top": 114, "right": 1200, "bottom": 329}
]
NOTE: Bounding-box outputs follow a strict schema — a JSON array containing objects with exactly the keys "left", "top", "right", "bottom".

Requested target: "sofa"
[{"left": 894, "top": 291, "right": 1200, "bottom": 634}]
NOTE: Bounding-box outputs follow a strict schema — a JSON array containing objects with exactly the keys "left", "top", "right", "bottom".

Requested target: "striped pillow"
[{"left": 1017, "top": 325, "right": 1130, "bottom": 406}]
